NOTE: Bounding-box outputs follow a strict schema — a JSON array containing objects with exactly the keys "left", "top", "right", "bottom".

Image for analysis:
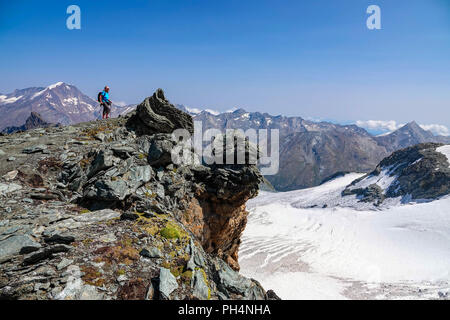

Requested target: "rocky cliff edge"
[{"left": 0, "top": 89, "right": 278, "bottom": 300}]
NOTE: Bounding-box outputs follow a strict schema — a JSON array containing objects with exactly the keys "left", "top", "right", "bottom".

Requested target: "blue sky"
[{"left": 0, "top": 0, "right": 449, "bottom": 134}]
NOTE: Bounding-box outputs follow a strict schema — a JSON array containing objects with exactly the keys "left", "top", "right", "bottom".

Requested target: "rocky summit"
[
  {"left": 342, "top": 143, "right": 450, "bottom": 205},
  {"left": 0, "top": 89, "right": 273, "bottom": 300}
]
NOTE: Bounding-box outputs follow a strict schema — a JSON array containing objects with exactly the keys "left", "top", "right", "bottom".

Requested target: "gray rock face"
[
  {"left": 216, "top": 259, "right": 266, "bottom": 299},
  {"left": 140, "top": 247, "right": 162, "bottom": 259},
  {"left": 87, "top": 150, "right": 114, "bottom": 178},
  {"left": 374, "top": 121, "right": 450, "bottom": 153},
  {"left": 129, "top": 89, "right": 194, "bottom": 135},
  {"left": 92, "top": 179, "right": 130, "bottom": 201},
  {"left": 147, "top": 134, "right": 175, "bottom": 167},
  {"left": 23, "top": 244, "right": 71, "bottom": 265},
  {"left": 186, "top": 239, "right": 206, "bottom": 271},
  {"left": 85, "top": 163, "right": 153, "bottom": 202},
  {"left": 0, "top": 235, "right": 42, "bottom": 259},
  {"left": 342, "top": 184, "right": 385, "bottom": 205},
  {"left": 343, "top": 143, "right": 450, "bottom": 204},
  {"left": 22, "top": 144, "right": 47, "bottom": 154},
  {"left": 192, "top": 269, "right": 210, "bottom": 300},
  {"left": 0, "top": 183, "right": 22, "bottom": 196},
  {"left": 158, "top": 267, "right": 178, "bottom": 299}
]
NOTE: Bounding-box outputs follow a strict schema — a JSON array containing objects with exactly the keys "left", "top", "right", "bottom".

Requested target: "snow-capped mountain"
[
  {"left": 374, "top": 121, "right": 450, "bottom": 152},
  {"left": 0, "top": 82, "right": 101, "bottom": 130},
  {"left": 190, "top": 109, "right": 450, "bottom": 191},
  {"left": 2, "top": 83, "right": 448, "bottom": 193}
]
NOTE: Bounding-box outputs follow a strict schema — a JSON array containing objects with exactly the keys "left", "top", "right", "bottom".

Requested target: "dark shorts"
[{"left": 102, "top": 101, "right": 111, "bottom": 115}]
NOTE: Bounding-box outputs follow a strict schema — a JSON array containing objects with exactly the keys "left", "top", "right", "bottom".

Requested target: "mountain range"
[
  {"left": 191, "top": 109, "right": 450, "bottom": 190},
  {"left": 1, "top": 82, "right": 449, "bottom": 191},
  {"left": 0, "top": 82, "right": 133, "bottom": 130}
]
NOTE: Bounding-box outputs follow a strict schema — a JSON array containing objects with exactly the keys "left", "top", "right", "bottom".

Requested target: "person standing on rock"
[{"left": 99, "top": 86, "right": 112, "bottom": 119}]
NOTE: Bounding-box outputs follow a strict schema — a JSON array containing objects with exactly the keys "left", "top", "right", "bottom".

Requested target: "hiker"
[{"left": 98, "top": 86, "right": 112, "bottom": 119}]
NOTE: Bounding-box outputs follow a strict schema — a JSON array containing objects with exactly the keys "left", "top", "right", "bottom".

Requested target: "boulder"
[
  {"left": 128, "top": 89, "right": 194, "bottom": 135},
  {"left": 0, "top": 235, "right": 42, "bottom": 259},
  {"left": 147, "top": 134, "right": 175, "bottom": 167},
  {"left": 22, "top": 144, "right": 47, "bottom": 154},
  {"left": 87, "top": 150, "right": 114, "bottom": 178},
  {"left": 158, "top": 267, "right": 178, "bottom": 299},
  {"left": 192, "top": 269, "right": 210, "bottom": 300},
  {"left": 140, "top": 247, "right": 163, "bottom": 259}
]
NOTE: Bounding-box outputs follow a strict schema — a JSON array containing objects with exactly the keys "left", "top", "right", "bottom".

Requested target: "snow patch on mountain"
[
  {"left": 0, "top": 95, "right": 23, "bottom": 104},
  {"left": 47, "top": 81, "right": 65, "bottom": 89},
  {"left": 348, "top": 165, "right": 400, "bottom": 194}
]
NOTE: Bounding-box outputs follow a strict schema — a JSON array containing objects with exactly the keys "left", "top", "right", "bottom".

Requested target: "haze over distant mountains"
[{"left": 1, "top": 83, "right": 449, "bottom": 191}]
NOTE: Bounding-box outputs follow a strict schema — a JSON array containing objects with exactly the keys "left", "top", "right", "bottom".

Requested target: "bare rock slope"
[{"left": 0, "top": 89, "right": 274, "bottom": 300}]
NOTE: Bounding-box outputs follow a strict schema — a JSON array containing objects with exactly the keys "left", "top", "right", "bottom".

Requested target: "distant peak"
[
  {"left": 402, "top": 121, "right": 423, "bottom": 131},
  {"left": 47, "top": 82, "right": 66, "bottom": 89},
  {"left": 232, "top": 108, "right": 247, "bottom": 114}
]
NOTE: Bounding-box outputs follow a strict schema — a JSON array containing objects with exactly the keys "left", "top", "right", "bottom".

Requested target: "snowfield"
[{"left": 239, "top": 174, "right": 450, "bottom": 299}]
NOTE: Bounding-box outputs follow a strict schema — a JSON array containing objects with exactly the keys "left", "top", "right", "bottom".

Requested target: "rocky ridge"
[
  {"left": 0, "top": 89, "right": 276, "bottom": 300},
  {"left": 342, "top": 143, "right": 450, "bottom": 205}
]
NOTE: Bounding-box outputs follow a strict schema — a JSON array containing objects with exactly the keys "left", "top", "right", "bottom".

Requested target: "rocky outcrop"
[
  {"left": 0, "top": 89, "right": 270, "bottom": 300},
  {"left": 126, "top": 88, "right": 194, "bottom": 135},
  {"left": 2, "top": 112, "right": 57, "bottom": 134},
  {"left": 343, "top": 143, "right": 450, "bottom": 204}
]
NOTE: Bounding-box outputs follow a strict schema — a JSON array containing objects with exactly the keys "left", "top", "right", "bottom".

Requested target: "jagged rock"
[
  {"left": 89, "top": 179, "right": 130, "bottom": 201},
  {"left": 22, "top": 244, "right": 71, "bottom": 265},
  {"left": 55, "top": 266, "right": 104, "bottom": 300},
  {"left": 87, "top": 150, "right": 114, "bottom": 178},
  {"left": 147, "top": 134, "right": 175, "bottom": 166},
  {"left": 186, "top": 239, "right": 206, "bottom": 271},
  {"left": 192, "top": 269, "right": 210, "bottom": 300},
  {"left": 0, "top": 235, "right": 42, "bottom": 258},
  {"left": 145, "top": 282, "right": 155, "bottom": 300},
  {"left": 56, "top": 258, "right": 74, "bottom": 270},
  {"left": 266, "top": 290, "right": 281, "bottom": 300},
  {"left": 158, "top": 267, "right": 178, "bottom": 299},
  {"left": 216, "top": 259, "right": 266, "bottom": 299},
  {"left": 43, "top": 231, "right": 76, "bottom": 245},
  {"left": 112, "top": 145, "right": 136, "bottom": 159},
  {"left": 30, "top": 192, "right": 59, "bottom": 200},
  {"left": 343, "top": 143, "right": 450, "bottom": 204},
  {"left": 3, "top": 170, "right": 18, "bottom": 181},
  {"left": 22, "top": 144, "right": 47, "bottom": 154},
  {"left": 85, "top": 165, "right": 152, "bottom": 203},
  {"left": 180, "top": 165, "right": 262, "bottom": 271},
  {"left": 128, "top": 165, "right": 153, "bottom": 185},
  {"left": 129, "top": 88, "right": 194, "bottom": 135},
  {"left": 121, "top": 211, "right": 140, "bottom": 221},
  {"left": 140, "top": 247, "right": 162, "bottom": 259},
  {"left": 0, "top": 183, "right": 22, "bottom": 196}
]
